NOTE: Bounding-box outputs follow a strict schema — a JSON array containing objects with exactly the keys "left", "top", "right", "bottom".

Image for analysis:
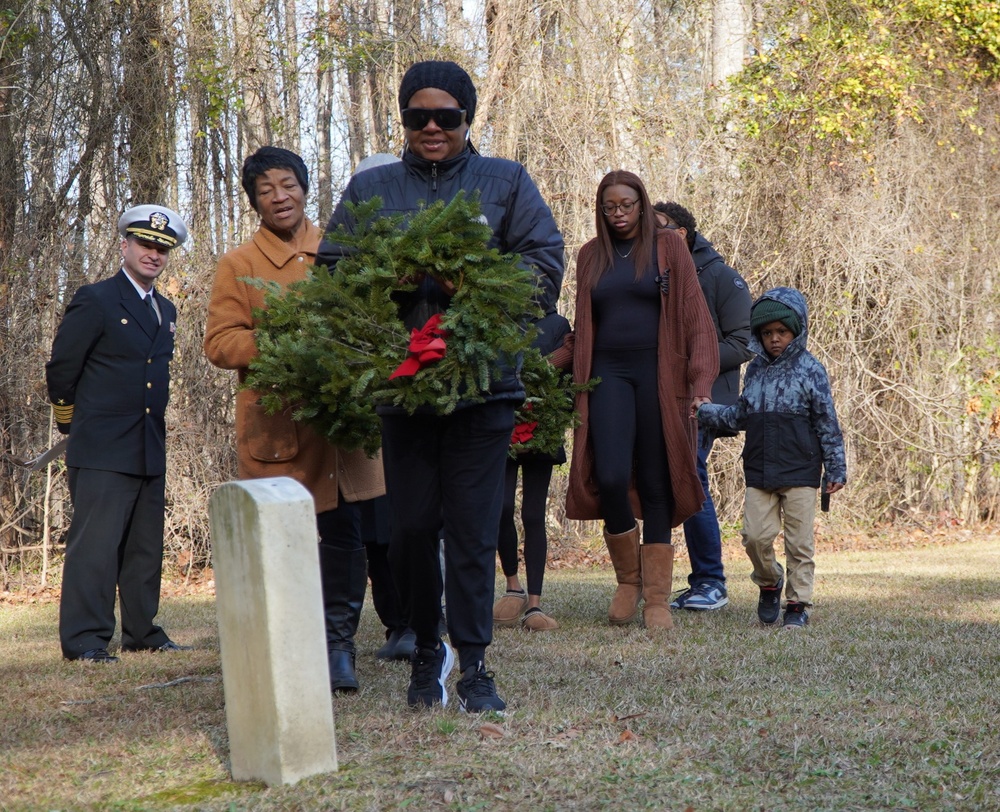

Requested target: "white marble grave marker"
[{"left": 209, "top": 477, "right": 336, "bottom": 785}]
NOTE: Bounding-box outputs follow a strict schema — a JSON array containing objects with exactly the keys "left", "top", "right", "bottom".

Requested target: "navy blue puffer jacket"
[{"left": 316, "top": 146, "right": 565, "bottom": 409}]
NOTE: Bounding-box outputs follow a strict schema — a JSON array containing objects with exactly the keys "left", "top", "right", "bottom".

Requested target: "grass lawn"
[{"left": 1, "top": 534, "right": 998, "bottom": 811}]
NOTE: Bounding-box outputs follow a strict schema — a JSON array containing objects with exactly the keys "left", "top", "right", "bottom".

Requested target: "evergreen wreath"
[
  {"left": 511, "top": 347, "right": 593, "bottom": 458},
  {"left": 244, "top": 192, "right": 578, "bottom": 457}
]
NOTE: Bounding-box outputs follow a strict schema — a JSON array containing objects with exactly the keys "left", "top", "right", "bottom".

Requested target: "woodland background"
[{"left": 0, "top": 0, "right": 998, "bottom": 587}]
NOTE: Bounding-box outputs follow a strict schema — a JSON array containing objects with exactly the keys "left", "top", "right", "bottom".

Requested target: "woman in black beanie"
[{"left": 318, "top": 60, "right": 565, "bottom": 714}]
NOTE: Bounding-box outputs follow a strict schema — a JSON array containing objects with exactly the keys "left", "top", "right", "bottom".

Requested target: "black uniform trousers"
[
  {"left": 59, "top": 467, "right": 168, "bottom": 658},
  {"left": 380, "top": 401, "right": 514, "bottom": 673}
]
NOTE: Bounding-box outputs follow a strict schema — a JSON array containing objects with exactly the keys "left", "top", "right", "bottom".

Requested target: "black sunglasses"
[{"left": 401, "top": 107, "right": 467, "bottom": 131}]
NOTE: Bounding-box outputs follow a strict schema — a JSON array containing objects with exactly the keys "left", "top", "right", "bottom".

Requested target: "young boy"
[{"left": 697, "top": 287, "right": 846, "bottom": 629}]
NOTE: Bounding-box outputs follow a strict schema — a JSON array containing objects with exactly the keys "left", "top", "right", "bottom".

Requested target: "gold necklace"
[{"left": 614, "top": 240, "right": 635, "bottom": 259}]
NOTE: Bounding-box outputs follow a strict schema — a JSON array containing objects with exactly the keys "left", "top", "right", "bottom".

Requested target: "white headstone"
[{"left": 209, "top": 477, "right": 337, "bottom": 785}]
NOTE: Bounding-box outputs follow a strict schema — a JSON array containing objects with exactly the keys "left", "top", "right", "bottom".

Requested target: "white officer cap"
[{"left": 117, "top": 204, "right": 188, "bottom": 249}]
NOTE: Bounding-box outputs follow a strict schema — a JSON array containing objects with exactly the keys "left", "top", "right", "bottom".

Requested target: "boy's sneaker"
[
  {"left": 407, "top": 641, "right": 454, "bottom": 708},
  {"left": 456, "top": 662, "right": 507, "bottom": 714},
  {"left": 669, "top": 587, "right": 693, "bottom": 610},
  {"left": 679, "top": 581, "right": 729, "bottom": 611},
  {"left": 782, "top": 602, "right": 809, "bottom": 629},
  {"left": 757, "top": 575, "right": 784, "bottom": 625}
]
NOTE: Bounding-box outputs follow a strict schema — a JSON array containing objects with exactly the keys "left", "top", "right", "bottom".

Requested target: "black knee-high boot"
[{"left": 319, "top": 542, "right": 367, "bottom": 693}]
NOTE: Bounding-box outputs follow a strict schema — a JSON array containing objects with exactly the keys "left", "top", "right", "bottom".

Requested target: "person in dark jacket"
[
  {"left": 317, "top": 61, "right": 564, "bottom": 712},
  {"left": 348, "top": 153, "right": 417, "bottom": 665},
  {"left": 492, "top": 310, "right": 571, "bottom": 632},
  {"left": 653, "top": 202, "right": 753, "bottom": 611},
  {"left": 698, "top": 287, "right": 846, "bottom": 629},
  {"left": 46, "top": 205, "right": 190, "bottom": 662}
]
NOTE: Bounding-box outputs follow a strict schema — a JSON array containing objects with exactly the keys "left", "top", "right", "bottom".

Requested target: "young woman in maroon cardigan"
[{"left": 559, "top": 171, "right": 719, "bottom": 630}]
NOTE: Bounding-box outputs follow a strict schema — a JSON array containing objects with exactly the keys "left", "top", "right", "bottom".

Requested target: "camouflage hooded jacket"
[{"left": 698, "top": 286, "right": 847, "bottom": 490}]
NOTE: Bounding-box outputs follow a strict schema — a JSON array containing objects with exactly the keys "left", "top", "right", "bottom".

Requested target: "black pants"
[
  {"left": 498, "top": 456, "right": 554, "bottom": 596},
  {"left": 361, "top": 495, "right": 407, "bottom": 636},
  {"left": 60, "top": 468, "right": 168, "bottom": 657},
  {"left": 380, "top": 401, "right": 514, "bottom": 672},
  {"left": 589, "top": 347, "right": 674, "bottom": 542},
  {"left": 316, "top": 499, "right": 365, "bottom": 653}
]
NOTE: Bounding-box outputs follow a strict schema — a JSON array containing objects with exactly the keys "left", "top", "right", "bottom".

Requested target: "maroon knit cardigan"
[{"left": 558, "top": 228, "right": 719, "bottom": 529}]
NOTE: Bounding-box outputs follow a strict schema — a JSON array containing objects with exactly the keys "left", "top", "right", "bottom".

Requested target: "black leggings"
[
  {"left": 498, "top": 456, "right": 554, "bottom": 596},
  {"left": 589, "top": 347, "right": 674, "bottom": 543}
]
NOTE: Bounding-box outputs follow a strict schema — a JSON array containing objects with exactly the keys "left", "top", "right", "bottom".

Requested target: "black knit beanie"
[
  {"left": 751, "top": 299, "right": 801, "bottom": 336},
  {"left": 398, "top": 61, "right": 477, "bottom": 125}
]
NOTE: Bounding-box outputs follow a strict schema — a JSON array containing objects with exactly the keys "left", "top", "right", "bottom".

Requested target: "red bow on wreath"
[
  {"left": 511, "top": 421, "right": 538, "bottom": 445},
  {"left": 389, "top": 314, "right": 447, "bottom": 380}
]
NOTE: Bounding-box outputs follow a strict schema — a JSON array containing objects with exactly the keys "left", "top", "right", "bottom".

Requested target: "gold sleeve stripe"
[{"left": 52, "top": 404, "right": 74, "bottom": 421}]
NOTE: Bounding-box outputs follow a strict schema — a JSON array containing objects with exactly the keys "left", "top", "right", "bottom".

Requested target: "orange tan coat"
[{"left": 204, "top": 219, "right": 385, "bottom": 512}]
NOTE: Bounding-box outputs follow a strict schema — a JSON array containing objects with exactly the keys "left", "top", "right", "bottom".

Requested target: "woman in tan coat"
[
  {"left": 562, "top": 171, "right": 718, "bottom": 629},
  {"left": 204, "top": 147, "right": 384, "bottom": 692}
]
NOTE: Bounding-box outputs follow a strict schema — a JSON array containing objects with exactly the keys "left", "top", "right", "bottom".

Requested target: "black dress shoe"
[
  {"left": 328, "top": 649, "right": 359, "bottom": 693},
  {"left": 70, "top": 648, "right": 119, "bottom": 663},
  {"left": 122, "top": 639, "right": 193, "bottom": 653},
  {"left": 376, "top": 629, "right": 408, "bottom": 661},
  {"left": 156, "top": 640, "right": 193, "bottom": 652},
  {"left": 390, "top": 629, "right": 416, "bottom": 661},
  {"left": 374, "top": 628, "right": 416, "bottom": 662}
]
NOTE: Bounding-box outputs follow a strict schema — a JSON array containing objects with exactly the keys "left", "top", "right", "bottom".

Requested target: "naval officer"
[{"left": 46, "top": 204, "right": 190, "bottom": 661}]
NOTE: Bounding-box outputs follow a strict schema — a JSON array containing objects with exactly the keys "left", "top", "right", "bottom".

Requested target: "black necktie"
[{"left": 144, "top": 294, "right": 159, "bottom": 328}]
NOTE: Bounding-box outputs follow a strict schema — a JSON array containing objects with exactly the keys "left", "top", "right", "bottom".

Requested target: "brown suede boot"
[
  {"left": 604, "top": 524, "right": 642, "bottom": 625},
  {"left": 640, "top": 543, "right": 675, "bottom": 630}
]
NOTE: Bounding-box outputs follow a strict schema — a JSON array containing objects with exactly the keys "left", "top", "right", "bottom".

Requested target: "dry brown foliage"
[{"left": 1, "top": 0, "right": 999, "bottom": 589}]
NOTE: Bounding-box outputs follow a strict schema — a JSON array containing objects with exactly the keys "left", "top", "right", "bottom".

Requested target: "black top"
[{"left": 592, "top": 242, "right": 660, "bottom": 351}]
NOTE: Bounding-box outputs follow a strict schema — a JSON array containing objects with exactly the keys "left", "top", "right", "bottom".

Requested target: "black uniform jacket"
[{"left": 46, "top": 271, "right": 176, "bottom": 477}]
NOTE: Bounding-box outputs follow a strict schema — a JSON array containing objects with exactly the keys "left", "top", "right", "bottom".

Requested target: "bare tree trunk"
[
  {"left": 185, "top": 0, "right": 215, "bottom": 251},
  {"left": 481, "top": 0, "right": 535, "bottom": 160},
  {"left": 443, "top": 0, "right": 463, "bottom": 51},
  {"left": 343, "top": 0, "right": 367, "bottom": 167},
  {"left": 539, "top": 0, "right": 560, "bottom": 66},
  {"left": 365, "top": 0, "right": 392, "bottom": 153},
  {"left": 611, "top": 8, "right": 637, "bottom": 160},
  {"left": 281, "top": 0, "right": 303, "bottom": 152},
  {"left": 120, "top": 0, "right": 172, "bottom": 203},
  {"left": 393, "top": 0, "right": 420, "bottom": 57},
  {"left": 710, "top": 0, "right": 747, "bottom": 89},
  {"left": 0, "top": 0, "right": 25, "bottom": 267},
  {"left": 234, "top": 0, "right": 277, "bottom": 149},
  {"left": 315, "top": 0, "right": 337, "bottom": 214}
]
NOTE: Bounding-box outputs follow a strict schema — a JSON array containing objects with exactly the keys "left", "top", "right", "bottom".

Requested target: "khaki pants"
[{"left": 742, "top": 486, "right": 817, "bottom": 605}]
